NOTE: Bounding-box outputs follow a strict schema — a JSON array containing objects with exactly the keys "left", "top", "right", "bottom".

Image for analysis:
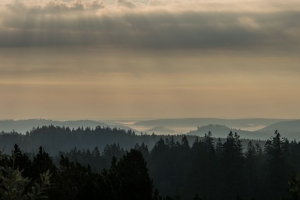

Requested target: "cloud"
[
  {"left": 1, "top": 0, "right": 300, "bottom": 121},
  {"left": 116, "top": 0, "right": 135, "bottom": 8},
  {"left": 0, "top": 0, "right": 299, "bottom": 51},
  {"left": 4, "top": 0, "right": 105, "bottom": 13}
]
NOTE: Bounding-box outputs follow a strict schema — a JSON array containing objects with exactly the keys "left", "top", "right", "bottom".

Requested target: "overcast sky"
[{"left": 0, "top": 0, "right": 300, "bottom": 120}]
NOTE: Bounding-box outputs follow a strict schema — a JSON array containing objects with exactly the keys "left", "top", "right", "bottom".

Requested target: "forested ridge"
[
  {"left": 0, "top": 125, "right": 264, "bottom": 155},
  {"left": 1, "top": 127, "right": 300, "bottom": 199}
]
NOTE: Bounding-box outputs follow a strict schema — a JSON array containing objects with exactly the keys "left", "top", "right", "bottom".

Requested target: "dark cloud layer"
[{"left": 0, "top": 0, "right": 299, "bottom": 50}]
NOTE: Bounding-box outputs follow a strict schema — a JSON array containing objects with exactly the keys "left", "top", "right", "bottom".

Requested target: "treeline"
[
  {"left": 150, "top": 131, "right": 300, "bottom": 200},
  {"left": 1, "top": 130, "right": 300, "bottom": 199},
  {"left": 0, "top": 145, "right": 155, "bottom": 200},
  {"left": 0, "top": 126, "right": 147, "bottom": 155},
  {"left": 55, "top": 131, "right": 300, "bottom": 200},
  {"left": 0, "top": 125, "right": 264, "bottom": 155}
]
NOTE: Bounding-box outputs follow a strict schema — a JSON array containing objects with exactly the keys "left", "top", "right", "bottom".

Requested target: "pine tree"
[
  {"left": 116, "top": 149, "right": 153, "bottom": 200},
  {"left": 221, "top": 132, "right": 245, "bottom": 199},
  {"left": 264, "top": 130, "right": 289, "bottom": 199}
]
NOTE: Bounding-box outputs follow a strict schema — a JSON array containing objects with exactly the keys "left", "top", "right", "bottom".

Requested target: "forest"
[
  {"left": 1, "top": 127, "right": 300, "bottom": 199},
  {"left": 0, "top": 125, "right": 265, "bottom": 155}
]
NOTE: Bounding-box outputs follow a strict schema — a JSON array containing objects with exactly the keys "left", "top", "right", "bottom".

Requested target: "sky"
[{"left": 0, "top": 0, "right": 300, "bottom": 120}]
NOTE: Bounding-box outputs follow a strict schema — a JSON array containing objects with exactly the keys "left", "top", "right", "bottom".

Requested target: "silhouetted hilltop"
[
  {"left": 0, "top": 119, "right": 135, "bottom": 134},
  {"left": 134, "top": 118, "right": 289, "bottom": 130},
  {"left": 146, "top": 126, "right": 176, "bottom": 134},
  {"left": 187, "top": 124, "right": 270, "bottom": 140}
]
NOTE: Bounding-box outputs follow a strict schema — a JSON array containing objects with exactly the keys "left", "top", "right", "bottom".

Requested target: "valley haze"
[{"left": 1, "top": 118, "right": 299, "bottom": 141}]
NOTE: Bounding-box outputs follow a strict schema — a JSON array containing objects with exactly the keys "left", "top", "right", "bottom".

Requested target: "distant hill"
[
  {"left": 187, "top": 124, "right": 270, "bottom": 140},
  {"left": 257, "top": 119, "right": 300, "bottom": 133},
  {"left": 134, "top": 118, "right": 290, "bottom": 131},
  {"left": 0, "top": 119, "right": 136, "bottom": 134},
  {"left": 146, "top": 126, "right": 176, "bottom": 135},
  {"left": 256, "top": 120, "right": 300, "bottom": 140}
]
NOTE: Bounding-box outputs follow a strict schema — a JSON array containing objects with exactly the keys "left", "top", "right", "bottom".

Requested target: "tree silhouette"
[{"left": 264, "top": 130, "right": 290, "bottom": 199}]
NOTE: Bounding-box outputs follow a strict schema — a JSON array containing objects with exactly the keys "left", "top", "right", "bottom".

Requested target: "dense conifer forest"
[
  {"left": 1, "top": 126, "right": 300, "bottom": 199},
  {"left": 0, "top": 126, "right": 265, "bottom": 155}
]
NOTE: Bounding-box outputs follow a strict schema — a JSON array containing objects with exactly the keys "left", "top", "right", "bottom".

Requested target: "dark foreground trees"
[
  {"left": 264, "top": 130, "right": 290, "bottom": 199},
  {"left": 148, "top": 130, "right": 298, "bottom": 200},
  {"left": 0, "top": 146, "right": 155, "bottom": 200},
  {"left": 0, "top": 148, "right": 51, "bottom": 199},
  {"left": 102, "top": 149, "right": 153, "bottom": 200},
  {"left": 3, "top": 129, "right": 300, "bottom": 200}
]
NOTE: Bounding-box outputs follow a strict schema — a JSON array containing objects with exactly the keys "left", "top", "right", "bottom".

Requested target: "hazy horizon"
[
  {"left": 0, "top": 117, "right": 298, "bottom": 121},
  {"left": 0, "top": 117, "right": 298, "bottom": 136}
]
